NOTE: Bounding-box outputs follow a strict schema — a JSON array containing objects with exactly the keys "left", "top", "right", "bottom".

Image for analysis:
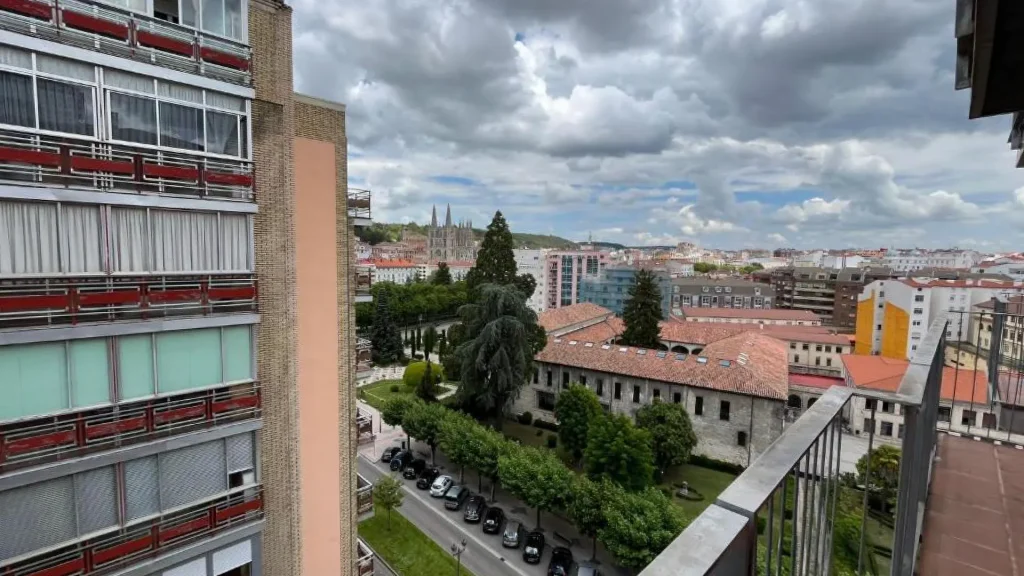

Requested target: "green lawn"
[
  {"left": 501, "top": 420, "right": 552, "bottom": 448},
  {"left": 659, "top": 464, "right": 739, "bottom": 518},
  {"left": 358, "top": 379, "right": 447, "bottom": 411},
  {"left": 359, "top": 505, "right": 477, "bottom": 576}
]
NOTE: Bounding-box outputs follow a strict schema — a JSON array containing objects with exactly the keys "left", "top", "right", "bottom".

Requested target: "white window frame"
[
  {"left": 100, "top": 0, "right": 249, "bottom": 44},
  {"left": 0, "top": 53, "right": 100, "bottom": 140}
]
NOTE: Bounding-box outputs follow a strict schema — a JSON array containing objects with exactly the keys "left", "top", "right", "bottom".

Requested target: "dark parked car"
[
  {"left": 381, "top": 446, "right": 401, "bottom": 463},
  {"left": 389, "top": 450, "right": 412, "bottom": 471},
  {"left": 444, "top": 485, "right": 469, "bottom": 510},
  {"left": 502, "top": 521, "right": 525, "bottom": 548},
  {"left": 523, "top": 531, "right": 545, "bottom": 564},
  {"left": 482, "top": 507, "right": 505, "bottom": 534},
  {"left": 402, "top": 458, "right": 426, "bottom": 479},
  {"left": 547, "top": 546, "right": 573, "bottom": 576},
  {"left": 463, "top": 495, "right": 486, "bottom": 523},
  {"left": 416, "top": 467, "right": 440, "bottom": 489}
]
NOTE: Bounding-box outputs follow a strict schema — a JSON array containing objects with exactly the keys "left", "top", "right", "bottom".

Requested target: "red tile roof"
[
  {"left": 370, "top": 259, "right": 418, "bottom": 267},
  {"left": 537, "top": 303, "right": 614, "bottom": 332},
  {"left": 898, "top": 278, "right": 1024, "bottom": 289},
  {"left": 841, "top": 355, "right": 988, "bottom": 403},
  {"left": 537, "top": 332, "right": 789, "bottom": 400},
  {"left": 556, "top": 315, "right": 852, "bottom": 347},
  {"left": 679, "top": 308, "right": 821, "bottom": 322},
  {"left": 789, "top": 374, "right": 846, "bottom": 391},
  {"left": 562, "top": 317, "right": 624, "bottom": 343},
  {"left": 659, "top": 322, "right": 745, "bottom": 345}
]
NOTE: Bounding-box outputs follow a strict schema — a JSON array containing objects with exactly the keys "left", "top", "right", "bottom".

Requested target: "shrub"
[
  {"left": 389, "top": 384, "right": 400, "bottom": 393},
  {"left": 533, "top": 419, "right": 559, "bottom": 432},
  {"left": 402, "top": 361, "right": 445, "bottom": 389},
  {"left": 546, "top": 434, "right": 558, "bottom": 449},
  {"left": 518, "top": 411, "right": 533, "bottom": 425},
  {"left": 755, "top": 515, "right": 767, "bottom": 534},
  {"left": 689, "top": 454, "right": 745, "bottom": 476}
]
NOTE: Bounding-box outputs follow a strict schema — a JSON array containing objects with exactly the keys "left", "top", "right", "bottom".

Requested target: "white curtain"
[
  {"left": 110, "top": 207, "right": 148, "bottom": 273},
  {"left": 220, "top": 214, "right": 249, "bottom": 271},
  {"left": 151, "top": 210, "right": 218, "bottom": 272},
  {"left": 0, "top": 45, "right": 31, "bottom": 69},
  {"left": 0, "top": 201, "right": 59, "bottom": 275},
  {"left": 35, "top": 55, "right": 95, "bottom": 82},
  {"left": 103, "top": 70, "right": 155, "bottom": 94},
  {"left": 158, "top": 82, "right": 203, "bottom": 104},
  {"left": 61, "top": 204, "right": 103, "bottom": 273}
]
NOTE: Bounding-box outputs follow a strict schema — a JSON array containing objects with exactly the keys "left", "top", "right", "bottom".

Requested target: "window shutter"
[
  {"left": 75, "top": 466, "right": 118, "bottom": 534},
  {"left": 159, "top": 441, "right": 227, "bottom": 509},
  {"left": 225, "top": 433, "right": 253, "bottom": 473},
  {"left": 125, "top": 455, "right": 160, "bottom": 521},
  {"left": 0, "top": 477, "right": 76, "bottom": 561}
]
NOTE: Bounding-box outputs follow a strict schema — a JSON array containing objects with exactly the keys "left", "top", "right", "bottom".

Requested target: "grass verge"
[
  {"left": 659, "top": 464, "right": 739, "bottom": 518},
  {"left": 359, "top": 504, "right": 477, "bottom": 576}
]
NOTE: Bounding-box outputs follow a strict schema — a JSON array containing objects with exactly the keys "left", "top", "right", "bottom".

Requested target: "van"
[{"left": 444, "top": 485, "right": 469, "bottom": 510}]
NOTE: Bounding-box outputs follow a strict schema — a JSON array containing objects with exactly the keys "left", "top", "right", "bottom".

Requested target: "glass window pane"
[
  {"left": 70, "top": 339, "right": 110, "bottom": 408},
  {"left": 119, "top": 335, "right": 155, "bottom": 400},
  {"left": 0, "top": 45, "right": 31, "bottom": 69},
  {"left": 159, "top": 101, "right": 204, "bottom": 151},
  {"left": 224, "top": 0, "right": 242, "bottom": 40},
  {"left": 156, "top": 328, "right": 222, "bottom": 393},
  {"left": 181, "top": 0, "right": 199, "bottom": 27},
  {"left": 36, "top": 55, "right": 94, "bottom": 82},
  {"left": 158, "top": 81, "right": 203, "bottom": 104},
  {"left": 39, "top": 79, "right": 95, "bottom": 136},
  {"left": 222, "top": 326, "right": 252, "bottom": 382},
  {"left": 206, "top": 111, "right": 238, "bottom": 156},
  {"left": 109, "top": 92, "right": 157, "bottom": 145},
  {"left": 0, "top": 342, "right": 68, "bottom": 421},
  {"left": 104, "top": 69, "right": 155, "bottom": 93},
  {"left": 201, "top": 0, "right": 224, "bottom": 36},
  {"left": 206, "top": 91, "right": 244, "bottom": 111},
  {"left": 0, "top": 71, "right": 36, "bottom": 128}
]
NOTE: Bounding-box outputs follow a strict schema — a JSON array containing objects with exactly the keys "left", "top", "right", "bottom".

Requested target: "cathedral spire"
[
  {"left": 431, "top": 205, "right": 437, "bottom": 227},
  {"left": 445, "top": 204, "right": 453, "bottom": 227}
]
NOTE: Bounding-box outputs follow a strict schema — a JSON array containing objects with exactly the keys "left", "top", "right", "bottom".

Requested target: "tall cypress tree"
[
  {"left": 370, "top": 289, "right": 404, "bottom": 364},
  {"left": 465, "top": 211, "right": 537, "bottom": 300},
  {"left": 620, "top": 269, "right": 664, "bottom": 349}
]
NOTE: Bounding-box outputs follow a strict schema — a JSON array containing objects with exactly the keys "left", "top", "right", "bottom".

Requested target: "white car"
[{"left": 429, "top": 475, "right": 453, "bottom": 498}]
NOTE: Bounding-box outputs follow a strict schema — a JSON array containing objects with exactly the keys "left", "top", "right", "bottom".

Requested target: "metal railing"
[
  {"left": 0, "top": 273, "right": 257, "bottom": 329},
  {"left": 0, "top": 381, "right": 260, "bottom": 473},
  {"left": 356, "top": 337, "right": 373, "bottom": 376},
  {"left": 348, "top": 188, "right": 372, "bottom": 222},
  {"left": 0, "top": 130, "right": 254, "bottom": 201},
  {"left": 0, "top": 0, "right": 251, "bottom": 85},
  {"left": 357, "top": 473, "right": 374, "bottom": 517},
  {"left": 356, "top": 265, "right": 373, "bottom": 299},
  {"left": 357, "top": 406, "right": 374, "bottom": 445},
  {"left": 356, "top": 539, "right": 376, "bottom": 576},
  {"left": 0, "top": 487, "right": 262, "bottom": 576},
  {"left": 642, "top": 314, "right": 948, "bottom": 576}
]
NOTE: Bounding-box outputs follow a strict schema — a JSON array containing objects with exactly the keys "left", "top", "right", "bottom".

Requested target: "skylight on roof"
[
  {"left": 584, "top": 342, "right": 594, "bottom": 347},
  {"left": 601, "top": 345, "right": 611, "bottom": 350},
  {"left": 697, "top": 357, "right": 708, "bottom": 364},
  {"left": 675, "top": 354, "right": 686, "bottom": 360},
  {"left": 569, "top": 340, "right": 578, "bottom": 345},
  {"left": 554, "top": 338, "right": 562, "bottom": 343},
  {"left": 719, "top": 360, "right": 731, "bottom": 367},
  {"left": 619, "top": 347, "right": 628, "bottom": 353},
  {"left": 657, "top": 351, "right": 667, "bottom": 358},
  {"left": 637, "top": 349, "right": 647, "bottom": 355}
]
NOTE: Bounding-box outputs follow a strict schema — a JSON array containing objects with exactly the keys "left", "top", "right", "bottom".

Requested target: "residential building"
[
  {"left": 678, "top": 308, "right": 822, "bottom": 326},
  {"left": 973, "top": 254, "right": 1024, "bottom": 280},
  {"left": 545, "top": 250, "right": 608, "bottom": 309},
  {"left": 420, "top": 260, "right": 473, "bottom": 282},
  {"left": 855, "top": 277, "right": 1024, "bottom": 359},
  {"left": 427, "top": 204, "right": 477, "bottom": 262},
  {"left": 0, "top": 2, "right": 368, "bottom": 576},
  {"left": 520, "top": 332, "right": 788, "bottom": 466},
  {"left": 369, "top": 259, "right": 420, "bottom": 284},
  {"left": 355, "top": 241, "right": 372, "bottom": 261},
  {"left": 669, "top": 278, "right": 774, "bottom": 314},
  {"left": 771, "top": 266, "right": 895, "bottom": 329},
  {"left": 515, "top": 249, "right": 548, "bottom": 313},
  {"left": 578, "top": 265, "right": 671, "bottom": 316},
  {"left": 370, "top": 241, "right": 417, "bottom": 261},
  {"left": 881, "top": 248, "right": 981, "bottom": 272}
]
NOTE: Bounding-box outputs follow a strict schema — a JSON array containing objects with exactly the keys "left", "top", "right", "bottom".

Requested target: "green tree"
[
  {"left": 599, "top": 487, "right": 686, "bottom": 570},
  {"left": 568, "top": 476, "right": 614, "bottom": 561},
  {"left": 856, "top": 445, "right": 901, "bottom": 512},
  {"left": 402, "top": 400, "right": 446, "bottom": 464},
  {"left": 369, "top": 289, "right": 404, "bottom": 364},
  {"left": 441, "top": 323, "right": 465, "bottom": 382},
  {"left": 514, "top": 272, "right": 537, "bottom": 301},
  {"left": 437, "top": 332, "right": 448, "bottom": 358},
  {"left": 464, "top": 211, "right": 538, "bottom": 300},
  {"left": 432, "top": 262, "right": 453, "bottom": 285},
  {"left": 413, "top": 327, "right": 421, "bottom": 355},
  {"left": 438, "top": 411, "right": 477, "bottom": 482},
  {"left": 373, "top": 474, "right": 405, "bottom": 529},
  {"left": 381, "top": 396, "right": 415, "bottom": 447},
  {"left": 693, "top": 262, "right": 718, "bottom": 274},
  {"left": 422, "top": 326, "right": 438, "bottom": 362},
  {"left": 455, "top": 284, "right": 540, "bottom": 429},
  {"left": 416, "top": 361, "right": 436, "bottom": 402},
  {"left": 498, "top": 444, "right": 573, "bottom": 529},
  {"left": 636, "top": 400, "right": 698, "bottom": 472},
  {"left": 402, "top": 361, "right": 444, "bottom": 389},
  {"left": 585, "top": 413, "right": 656, "bottom": 491},
  {"left": 467, "top": 424, "right": 510, "bottom": 501},
  {"left": 620, "top": 269, "right": 664, "bottom": 349},
  {"left": 554, "top": 384, "right": 603, "bottom": 467}
]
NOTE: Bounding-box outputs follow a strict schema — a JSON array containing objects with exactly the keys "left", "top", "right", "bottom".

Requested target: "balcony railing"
[
  {"left": 0, "top": 487, "right": 262, "bottom": 576},
  {"left": 355, "top": 265, "right": 373, "bottom": 301},
  {"left": 0, "top": 381, "right": 260, "bottom": 473},
  {"left": 356, "top": 539, "right": 375, "bottom": 576},
  {"left": 0, "top": 0, "right": 251, "bottom": 85},
  {"left": 357, "top": 406, "right": 374, "bottom": 445},
  {"left": 0, "top": 273, "right": 257, "bottom": 329},
  {"left": 348, "top": 188, "right": 372, "bottom": 223},
  {"left": 356, "top": 337, "right": 373, "bottom": 377},
  {"left": 0, "top": 130, "right": 254, "bottom": 201},
  {"left": 357, "top": 473, "right": 374, "bottom": 519}
]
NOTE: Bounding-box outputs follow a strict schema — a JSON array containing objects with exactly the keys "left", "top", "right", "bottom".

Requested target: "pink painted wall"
[{"left": 295, "top": 137, "right": 342, "bottom": 576}]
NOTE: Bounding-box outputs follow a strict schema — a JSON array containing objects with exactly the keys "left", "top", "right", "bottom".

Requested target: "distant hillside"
[{"left": 356, "top": 222, "right": 577, "bottom": 250}]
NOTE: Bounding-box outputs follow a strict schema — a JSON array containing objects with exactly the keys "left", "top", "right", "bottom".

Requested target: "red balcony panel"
[
  {"left": 26, "top": 557, "right": 86, "bottom": 576},
  {"left": 84, "top": 415, "right": 147, "bottom": 440},
  {"left": 70, "top": 155, "right": 135, "bottom": 175},
  {"left": 211, "top": 394, "right": 259, "bottom": 414},
  {"left": 215, "top": 496, "right": 261, "bottom": 523},
  {"left": 5, "top": 429, "right": 76, "bottom": 455},
  {"left": 199, "top": 47, "right": 250, "bottom": 71},
  {"left": 153, "top": 403, "right": 205, "bottom": 425},
  {"left": 205, "top": 171, "right": 252, "bottom": 187},
  {"left": 158, "top": 516, "right": 209, "bottom": 544},
  {"left": 136, "top": 30, "right": 194, "bottom": 57},
  {"left": 92, "top": 534, "right": 153, "bottom": 566},
  {"left": 142, "top": 162, "right": 200, "bottom": 181},
  {"left": 61, "top": 10, "right": 130, "bottom": 40},
  {"left": 0, "top": 145, "right": 62, "bottom": 167},
  {"left": 207, "top": 286, "right": 256, "bottom": 301},
  {"left": 77, "top": 290, "right": 141, "bottom": 307},
  {"left": 147, "top": 288, "right": 203, "bottom": 304},
  {"left": 0, "top": 0, "right": 52, "bottom": 20},
  {"left": 0, "top": 293, "right": 69, "bottom": 313}
]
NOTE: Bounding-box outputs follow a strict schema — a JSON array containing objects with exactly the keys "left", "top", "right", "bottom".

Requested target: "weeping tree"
[{"left": 454, "top": 283, "right": 541, "bottom": 430}]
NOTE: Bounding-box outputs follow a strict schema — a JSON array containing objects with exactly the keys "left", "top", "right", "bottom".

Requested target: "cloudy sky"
[{"left": 290, "top": 0, "right": 1023, "bottom": 250}]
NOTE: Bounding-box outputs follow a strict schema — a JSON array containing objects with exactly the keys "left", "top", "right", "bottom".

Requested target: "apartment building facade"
[
  {"left": 669, "top": 278, "right": 774, "bottom": 314},
  {"left": 578, "top": 265, "right": 672, "bottom": 316},
  {"left": 881, "top": 249, "right": 981, "bottom": 273},
  {"left": 771, "top": 266, "right": 894, "bottom": 329},
  {"left": 545, "top": 250, "right": 607, "bottom": 310},
  {"left": 514, "top": 248, "right": 548, "bottom": 313},
  {"left": 0, "top": 1, "right": 367, "bottom": 575}
]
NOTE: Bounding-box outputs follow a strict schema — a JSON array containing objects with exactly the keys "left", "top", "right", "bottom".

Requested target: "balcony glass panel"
[
  {"left": 119, "top": 334, "right": 157, "bottom": 400},
  {"left": 110, "top": 92, "right": 159, "bottom": 145},
  {"left": 0, "top": 342, "right": 68, "bottom": 420},
  {"left": 70, "top": 338, "right": 112, "bottom": 408},
  {"left": 159, "top": 101, "right": 205, "bottom": 151},
  {"left": 223, "top": 325, "right": 252, "bottom": 382},
  {"left": 0, "top": 71, "right": 36, "bottom": 128},
  {"left": 62, "top": 203, "right": 104, "bottom": 273},
  {"left": 100, "top": 0, "right": 148, "bottom": 13},
  {"left": 157, "top": 328, "right": 223, "bottom": 393},
  {"left": 207, "top": 110, "right": 241, "bottom": 156}
]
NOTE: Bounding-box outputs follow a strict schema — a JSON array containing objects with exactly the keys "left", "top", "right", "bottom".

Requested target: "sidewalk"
[{"left": 356, "top": 400, "right": 628, "bottom": 576}]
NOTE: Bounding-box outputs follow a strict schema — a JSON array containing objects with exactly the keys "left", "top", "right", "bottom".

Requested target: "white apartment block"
[
  {"left": 973, "top": 254, "right": 1024, "bottom": 280},
  {"left": 372, "top": 262, "right": 420, "bottom": 284},
  {"left": 882, "top": 249, "right": 981, "bottom": 272},
  {"left": 515, "top": 249, "right": 548, "bottom": 313}
]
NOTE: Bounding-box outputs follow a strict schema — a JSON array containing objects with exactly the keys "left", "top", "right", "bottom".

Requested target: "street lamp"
[{"left": 450, "top": 538, "right": 467, "bottom": 576}]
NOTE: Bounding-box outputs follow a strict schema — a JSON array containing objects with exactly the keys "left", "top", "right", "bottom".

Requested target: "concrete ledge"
[{"left": 105, "top": 521, "right": 264, "bottom": 576}]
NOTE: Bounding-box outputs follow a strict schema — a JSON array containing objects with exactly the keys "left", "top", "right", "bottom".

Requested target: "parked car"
[
  {"left": 381, "top": 446, "right": 401, "bottom": 463},
  {"left": 389, "top": 450, "right": 412, "bottom": 471},
  {"left": 502, "top": 521, "right": 525, "bottom": 548},
  {"left": 402, "top": 458, "right": 426, "bottom": 479},
  {"left": 523, "top": 531, "right": 545, "bottom": 564},
  {"left": 548, "top": 546, "right": 573, "bottom": 576},
  {"left": 463, "top": 495, "right": 486, "bottom": 522},
  {"left": 482, "top": 507, "right": 505, "bottom": 534},
  {"left": 575, "top": 562, "right": 600, "bottom": 576},
  {"left": 429, "top": 475, "right": 453, "bottom": 498},
  {"left": 416, "top": 467, "right": 440, "bottom": 489},
  {"left": 444, "top": 485, "right": 469, "bottom": 510}
]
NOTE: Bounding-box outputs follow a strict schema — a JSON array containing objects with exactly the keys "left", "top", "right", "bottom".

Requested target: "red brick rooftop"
[
  {"left": 898, "top": 277, "right": 1024, "bottom": 289},
  {"left": 678, "top": 308, "right": 821, "bottom": 322},
  {"left": 537, "top": 303, "right": 614, "bottom": 332},
  {"left": 537, "top": 332, "right": 789, "bottom": 400},
  {"left": 841, "top": 355, "right": 989, "bottom": 404}
]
